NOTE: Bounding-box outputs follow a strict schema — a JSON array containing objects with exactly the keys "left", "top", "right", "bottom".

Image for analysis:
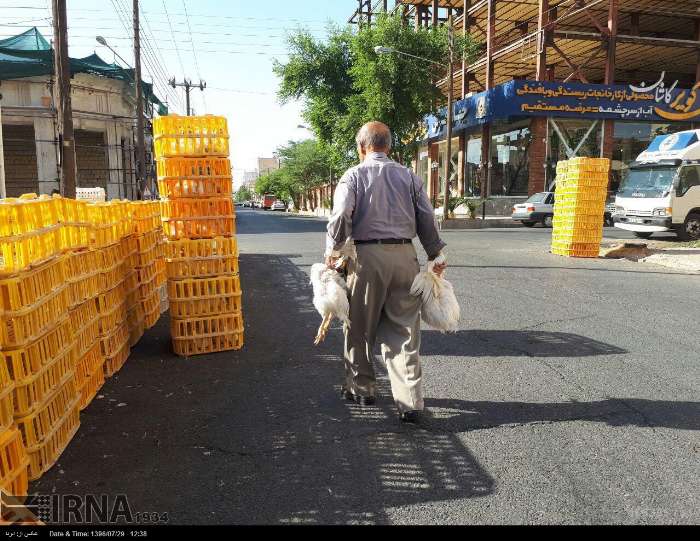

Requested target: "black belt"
[{"left": 355, "top": 238, "right": 412, "bottom": 245}]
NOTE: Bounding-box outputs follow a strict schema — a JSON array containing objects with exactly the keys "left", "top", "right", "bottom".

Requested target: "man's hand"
[
  {"left": 433, "top": 261, "right": 447, "bottom": 277},
  {"left": 325, "top": 256, "right": 339, "bottom": 270}
]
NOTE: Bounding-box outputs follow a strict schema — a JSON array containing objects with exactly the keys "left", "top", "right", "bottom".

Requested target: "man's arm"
[
  {"left": 411, "top": 171, "right": 446, "bottom": 260},
  {"left": 325, "top": 172, "right": 356, "bottom": 260}
]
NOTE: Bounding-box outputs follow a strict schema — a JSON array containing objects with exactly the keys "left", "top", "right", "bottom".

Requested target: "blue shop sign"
[{"left": 426, "top": 75, "right": 700, "bottom": 140}]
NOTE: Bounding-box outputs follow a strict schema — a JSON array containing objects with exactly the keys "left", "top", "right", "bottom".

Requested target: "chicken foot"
[{"left": 314, "top": 313, "right": 333, "bottom": 346}]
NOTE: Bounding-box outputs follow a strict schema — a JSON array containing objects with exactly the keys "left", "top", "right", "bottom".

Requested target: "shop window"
[
  {"left": 490, "top": 124, "right": 531, "bottom": 196},
  {"left": 438, "top": 137, "right": 460, "bottom": 200},
  {"left": 465, "top": 137, "right": 481, "bottom": 197}
]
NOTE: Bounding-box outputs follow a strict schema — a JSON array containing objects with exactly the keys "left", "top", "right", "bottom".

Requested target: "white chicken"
[
  {"left": 310, "top": 240, "right": 356, "bottom": 345},
  {"left": 410, "top": 253, "right": 460, "bottom": 333}
]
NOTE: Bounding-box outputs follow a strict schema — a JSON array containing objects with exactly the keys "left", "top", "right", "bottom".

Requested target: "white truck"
[{"left": 613, "top": 130, "right": 700, "bottom": 241}]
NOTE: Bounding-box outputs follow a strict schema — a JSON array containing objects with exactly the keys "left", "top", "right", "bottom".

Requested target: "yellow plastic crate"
[
  {"left": 141, "top": 288, "right": 160, "bottom": 317},
  {"left": 64, "top": 249, "right": 100, "bottom": 281},
  {"left": 25, "top": 398, "right": 80, "bottom": 480},
  {"left": 97, "top": 301, "right": 127, "bottom": 336},
  {"left": 153, "top": 115, "right": 229, "bottom": 158},
  {"left": 0, "top": 194, "right": 59, "bottom": 236},
  {"left": 1, "top": 318, "right": 73, "bottom": 380},
  {"left": 0, "top": 226, "right": 62, "bottom": 275},
  {"left": 0, "top": 384, "right": 14, "bottom": 434},
  {"left": 11, "top": 341, "right": 76, "bottom": 418},
  {"left": 74, "top": 342, "right": 104, "bottom": 411},
  {"left": 0, "top": 428, "right": 30, "bottom": 498},
  {"left": 158, "top": 176, "right": 232, "bottom": 200},
  {"left": 0, "top": 256, "right": 66, "bottom": 312},
  {"left": 160, "top": 198, "right": 234, "bottom": 220},
  {"left": 16, "top": 378, "right": 78, "bottom": 448},
  {"left": 0, "top": 285, "right": 70, "bottom": 349},
  {"left": 67, "top": 271, "right": 102, "bottom": 310},
  {"left": 144, "top": 305, "right": 160, "bottom": 330},
  {"left": 165, "top": 237, "right": 237, "bottom": 260}
]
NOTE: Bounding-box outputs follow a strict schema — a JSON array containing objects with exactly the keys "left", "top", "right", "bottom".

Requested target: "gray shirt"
[{"left": 326, "top": 152, "right": 446, "bottom": 259}]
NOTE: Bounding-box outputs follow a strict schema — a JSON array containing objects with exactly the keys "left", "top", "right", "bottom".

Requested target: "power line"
[
  {"left": 181, "top": 0, "right": 206, "bottom": 113},
  {"left": 160, "top": 0, "right": 185, "bottom": 77}
]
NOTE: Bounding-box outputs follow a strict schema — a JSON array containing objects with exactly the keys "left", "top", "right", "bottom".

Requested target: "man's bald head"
[{"left": 355, "top": 121, "right": 393, "bottom": 154}]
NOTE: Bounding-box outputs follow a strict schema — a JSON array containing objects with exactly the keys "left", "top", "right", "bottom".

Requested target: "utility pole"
[
  {"left": 442, "top": 14, "right": 455, "bottom": 221},
  {"left": 0, "top": 95, "right": 6, "bottom": 198},
  {"left": 169, "top": 78, "right": 206, "bottom": 116},
  {"left": 133, "top": 0, "right": 147, "bottom": 198},
  {"left": 52, "top": 0, "right": 77, "bottom": 198}
]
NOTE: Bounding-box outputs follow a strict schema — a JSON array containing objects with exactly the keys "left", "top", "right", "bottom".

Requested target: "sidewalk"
[{"left": 601, "top": 239, "right": 700, "bottom": 273}]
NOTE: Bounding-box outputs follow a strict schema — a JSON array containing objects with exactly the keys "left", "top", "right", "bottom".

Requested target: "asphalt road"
[{"left": 33, "top": 208, "right": 700, "bottom": 525}]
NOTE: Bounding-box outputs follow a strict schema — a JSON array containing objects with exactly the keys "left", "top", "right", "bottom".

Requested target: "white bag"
[{"left": 410, "top": 253, "right": 460, "bottom": 333}]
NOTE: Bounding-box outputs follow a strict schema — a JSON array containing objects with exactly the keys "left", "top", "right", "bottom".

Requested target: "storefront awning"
[{"left": 426, "top": 77, "right": 700, "bottom": 141}]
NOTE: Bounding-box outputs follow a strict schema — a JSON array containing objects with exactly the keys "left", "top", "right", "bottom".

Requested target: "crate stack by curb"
[
  {"left": 153, "top": 114, "right": 244, "bottom": 357},
  {"left": 0, "top": 195, "right": 81, "bottom": 484},
  {"left": 551, "top": 157, "right": 611, "bottom": 258},
  {"left": 128, "top": 201, "right": 165, "bottom": 343}
]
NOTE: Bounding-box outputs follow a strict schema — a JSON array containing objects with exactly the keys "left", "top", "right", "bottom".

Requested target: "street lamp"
[
  {"left": 96, "top": 36, "right": 132, "bottom": 70},
  {"left": 375, "top": 18, "right": 456, "bottom": 221}
]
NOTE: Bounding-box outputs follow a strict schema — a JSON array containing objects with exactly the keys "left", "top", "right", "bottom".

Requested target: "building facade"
[{"left": 351, "top": 1, "right": 700, "bottom": 213}]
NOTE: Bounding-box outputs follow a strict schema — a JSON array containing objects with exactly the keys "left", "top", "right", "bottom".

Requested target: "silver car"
[
  {"left": 271, "top": 200, "right": 287, "bottom": 211},
  {"left": 512, "top": 192, "right": 555, "bottom": 227}
]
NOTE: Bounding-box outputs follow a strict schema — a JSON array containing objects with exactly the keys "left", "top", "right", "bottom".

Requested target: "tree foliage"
[
  {"left": 235, "top": 185, "right": 253, "bottom": 203},
  {"left": 274, "top": 14, "right": 478, "bottom": 166},
  {"left": 254, "top": 139, "right": 332, "bottom": 210}
]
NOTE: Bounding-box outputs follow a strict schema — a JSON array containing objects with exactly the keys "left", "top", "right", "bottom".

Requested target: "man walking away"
[{"left": 325, "top": 121, "right": 446, "bottom": 424}]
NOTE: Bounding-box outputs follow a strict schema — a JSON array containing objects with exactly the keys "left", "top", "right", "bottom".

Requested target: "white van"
[{"left": 613, "top": 130, "right": 700, "bottom": 240}]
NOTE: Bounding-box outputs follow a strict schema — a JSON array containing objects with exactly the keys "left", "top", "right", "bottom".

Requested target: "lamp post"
[
  {"left": 96, "top": 35, "right": 148, "bottom": 198},
  {"left": 375, "top": 17, "right": 456, "bottom": 221}
]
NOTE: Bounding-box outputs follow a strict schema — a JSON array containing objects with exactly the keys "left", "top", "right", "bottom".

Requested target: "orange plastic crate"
[
  {"left": 144, "top": 306, "right": 160, "bottom": 330},
  {"left": 133, "top": 245, "right": 156, "bottom": 268},
  {"left": 99, "top": 323, "right": 129, "bottom": 359},
  {"left": 166, "top": 255, "right": 239, "bottom": 280},
  {"left": 11, "top": 341, "right": 76, "bottom": 418},
  {"left": 128, "top": 319, "right": 145, "bottom": 347},
  {"left": 172, "top": 332, "right": 244, "bottom": 357},
  {"left": 96, "top": 282, "right": 126, "bottom": 314},
  {"left": 160, "top": 198, "right": 233, "bottom": 221},
  {"left": 135, "top": 264, "right": 157, "bottom": 285},
  {"left": 0, "top": 286, "right": 70, "bottom": 349},
  {"left": 104, "top": 340, "right": 129, "bottom": 378},
  {"left": 171, "top": 312, "right": 244, "bottom": 339},
  {"left": 169, "top": 291, "right": 242, "bottom": 319},
  {"left": 136, "top": 274, "right": 158, "bottom": 301},
  {"left": 0, "top": 385, "right": 14, "bottom": 434},
  {"left": 0, "top": 428, "right": 30, "bottom": 498},
  {"left": 25, "top": 399, "right": 80, "bottom": 480},
  {"left": 164, "top": 237, "right": 237, "bottom": 260},
  {"left": 123, "top": 269, "right": 138, "bottom": 295},
  {"left": 16, "top": 378, "right": 78, "bottom": 449},
  {"left": 0, "top": 256, "right": 66, "bottom": 312},
  {"left": 141, "top": 288, "right": 160, "bottom": 316},
  {"left": 97, "top": 301, "right": 127, "bottom": 335},
  {"left": 69, "top": 296, "right": 99, "bottom": 333},
  {"left": 157, "top": 176, "right": 232, "bottom": 199},
  {"left": 167, "top": 275, "right": 241, "bottom": 301},
  {"left": 162, "top": 216, "right": 236, "bottom": 241}
]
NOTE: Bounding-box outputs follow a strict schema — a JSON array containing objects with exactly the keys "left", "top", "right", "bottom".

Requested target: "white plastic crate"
[{"left": 76, "top": 187, "right": 106, "bottom": 203}]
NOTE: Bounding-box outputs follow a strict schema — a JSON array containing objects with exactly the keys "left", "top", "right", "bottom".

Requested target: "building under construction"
[
  {"left": 0, "top": 28, "right": 164, "bottom": 200},
  {"left": 350, "top": 1, "right": 700, "bottom": 211}
]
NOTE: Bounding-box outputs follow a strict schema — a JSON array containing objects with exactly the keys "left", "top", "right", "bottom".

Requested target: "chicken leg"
[{"left": 314, "top": 313, "right": 333, "bottom": 346}]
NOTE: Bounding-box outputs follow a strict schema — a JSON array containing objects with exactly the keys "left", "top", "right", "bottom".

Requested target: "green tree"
[
  {"left": 235, "top": 185, "right": 253, "bottom": 203},
  {"left": 274, "top": 13, "right": 478, "bottom": 166}
]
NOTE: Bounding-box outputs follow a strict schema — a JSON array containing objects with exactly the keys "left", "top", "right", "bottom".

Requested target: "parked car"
[
  {"left": 512, "top": 192, "right": 555, "bottom": 227},
  {"left": 604, "top": 197, "right": 616, "bottom": 227},
  {"left": 271, "top": 200, "right": 287, "bottom": 211}
]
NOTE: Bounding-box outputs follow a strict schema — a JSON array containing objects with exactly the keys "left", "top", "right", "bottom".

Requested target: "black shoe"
[
  {"left": 399, "top": 410, "right": 421, "bottom": 424},
  {"left": 341, "top": 387, "right": 375, "bottom": 406}
]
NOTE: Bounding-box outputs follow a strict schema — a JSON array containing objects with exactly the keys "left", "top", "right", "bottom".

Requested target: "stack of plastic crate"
[
  {"left": 551, "top": 157, "right": 611, "bottom": 258},
  {"left": 88, "top": 203, "right": 131, "bottom": 379},
  {"left": 130, "top": 201, "right": 164, "bottom": 334},
  {"left": 153, "top": 115, "right": 244, "bottom": 357},
  {"left": 0, "top": 195, "right": 81, "bottom": 482}
]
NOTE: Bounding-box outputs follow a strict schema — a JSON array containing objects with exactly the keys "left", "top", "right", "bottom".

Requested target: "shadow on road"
[
  {"left": 445, "top": 265, "right": 699, "bottom": 277},
  {"left": 421, "top": 398, "right": 700, "bottom": 432},
  {"left": 422, "top": 330, "right": 626, "bottom": 357}
]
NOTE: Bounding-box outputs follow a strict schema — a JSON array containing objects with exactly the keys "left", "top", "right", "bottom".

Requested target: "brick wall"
[
  {"left": 528, "top": 117, "right": 547, "bottom": 195},
  {"left": 2, "top": 124, "right": 39, "bottom": 196},
  {"left": 75, "top": 129, "right": 107, "bottom": 190}
]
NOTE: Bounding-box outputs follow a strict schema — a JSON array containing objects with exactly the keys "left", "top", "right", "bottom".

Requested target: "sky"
[{"left": 2, "top": 0, "right": 352, "bottom": 186}]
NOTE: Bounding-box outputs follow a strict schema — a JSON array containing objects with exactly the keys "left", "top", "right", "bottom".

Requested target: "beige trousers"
[{"left": 343, "top": 243, "right": 424, "bottom": 413}]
